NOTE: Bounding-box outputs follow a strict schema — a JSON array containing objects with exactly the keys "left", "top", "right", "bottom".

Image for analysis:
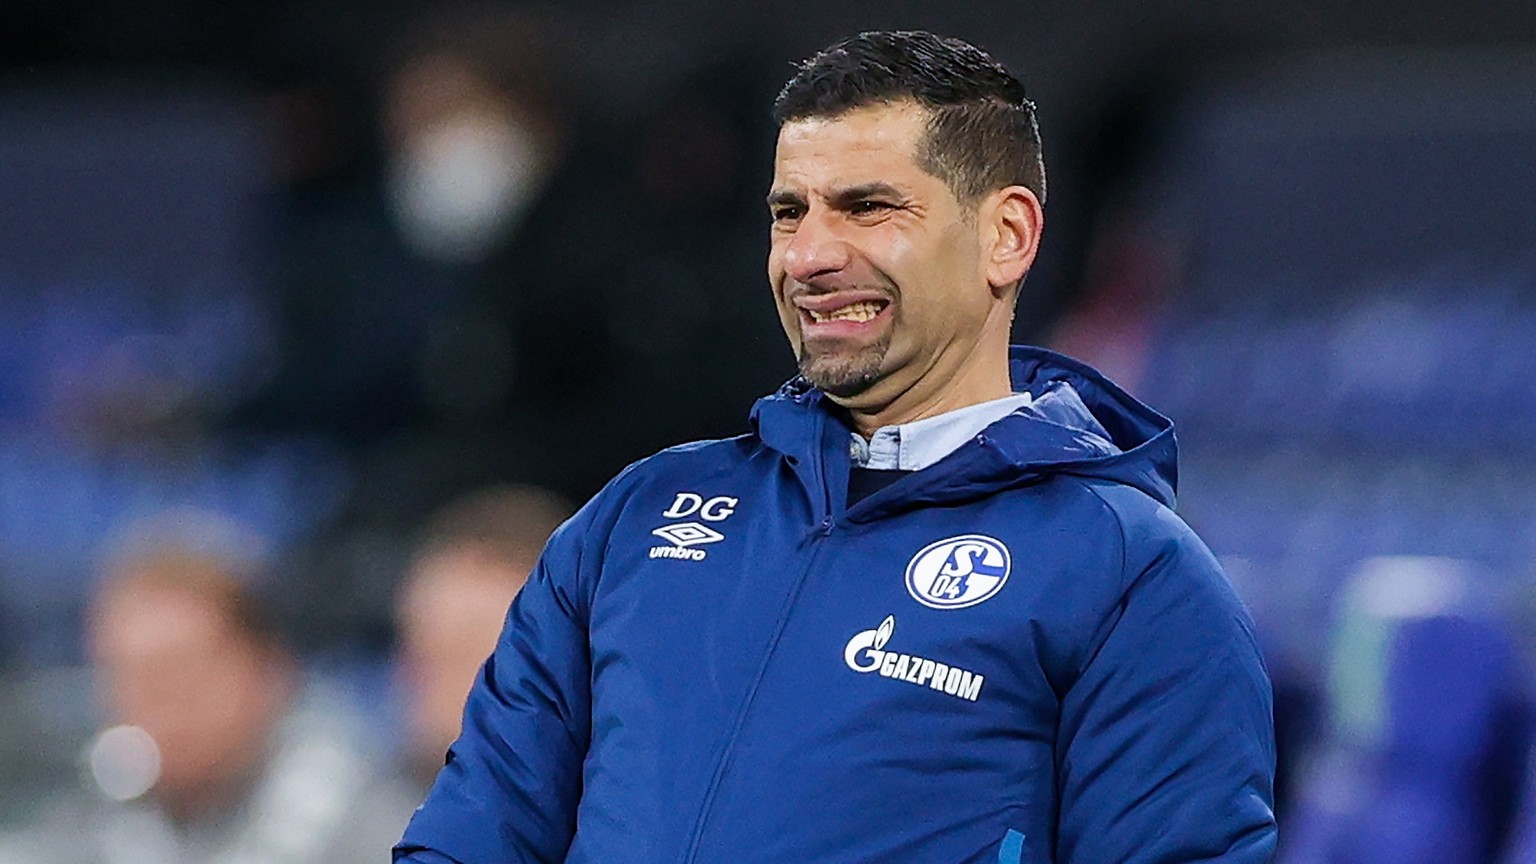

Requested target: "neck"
[{"left": 843, "top": 342, "right": 1013, "bottom": 437}]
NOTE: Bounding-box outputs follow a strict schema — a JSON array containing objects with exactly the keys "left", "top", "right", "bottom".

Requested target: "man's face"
[
  {"left": 767, "top": 102, "right": 991, "bottom": 404},
  {"left": 90, "top": 583, "right": 286, "bottom": 812}
]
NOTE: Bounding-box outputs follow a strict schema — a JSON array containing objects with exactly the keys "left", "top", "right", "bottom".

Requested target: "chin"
[
  {"left": 800, "top": 359, "right": 883, "bottom": 399},
  {"left": 798, "top": 343, "right": 890, "bottom": 397}
]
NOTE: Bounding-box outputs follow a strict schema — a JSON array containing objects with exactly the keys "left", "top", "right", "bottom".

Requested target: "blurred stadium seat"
[{"left": 1281, "top": 557, "right": 1529, "bottom": 864}]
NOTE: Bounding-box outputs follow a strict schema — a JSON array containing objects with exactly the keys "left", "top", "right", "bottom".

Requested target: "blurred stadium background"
[{"left": 1, "top": 0, "right": 1535, "bottom": 860}]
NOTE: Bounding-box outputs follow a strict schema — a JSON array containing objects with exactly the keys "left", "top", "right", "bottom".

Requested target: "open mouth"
[{"left": 804, "top": 299, "right": 888, "bottom": 324}]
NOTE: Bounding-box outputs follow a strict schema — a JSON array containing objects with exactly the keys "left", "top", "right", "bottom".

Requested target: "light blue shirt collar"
[{"left": 849, "top": 393, "right": 1035, "bottom": 471}]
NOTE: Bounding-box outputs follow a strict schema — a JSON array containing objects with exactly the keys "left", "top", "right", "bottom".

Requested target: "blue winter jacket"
[{"left": 395, "top": 347, "right": 1277, "bottom": 864}]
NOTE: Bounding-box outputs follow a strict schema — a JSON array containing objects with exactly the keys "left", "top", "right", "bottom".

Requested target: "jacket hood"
[{"left": 750, "top": 346, "right": 1177, "bottom": 512}]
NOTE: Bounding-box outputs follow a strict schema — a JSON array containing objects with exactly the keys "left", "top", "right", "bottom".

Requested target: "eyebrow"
[
  {"left": 827, "top": 182, "right": 905, "bottom": 208},
  {"left": 766, "top": 189, "right": 805, "bottom": 209},
  {"left": 766, "top": 182, "right": 906, "bottom": 209}
]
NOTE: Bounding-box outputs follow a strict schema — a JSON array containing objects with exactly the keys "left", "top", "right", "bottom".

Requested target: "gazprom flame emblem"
[
  {"left": 844, "top": 615, "right": 897, "bottom": 672},
  {"left": 904, "top": 534, "right": 1011, "bottom": 610}
]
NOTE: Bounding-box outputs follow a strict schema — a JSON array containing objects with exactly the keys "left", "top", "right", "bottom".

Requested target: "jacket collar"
[{"left": 749, "top": 346, "right": 1177, "bottom": 518}]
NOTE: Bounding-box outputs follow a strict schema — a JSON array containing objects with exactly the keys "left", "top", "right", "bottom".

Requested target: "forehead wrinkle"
[{"left": 826, "top": 182, "right": 907, "bottom": 206}]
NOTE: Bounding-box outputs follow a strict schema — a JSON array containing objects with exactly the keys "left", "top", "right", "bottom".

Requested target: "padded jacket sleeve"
[
  {"left": 393, "top": 507, "right": 598, "bottom": 864},
  {"left": 1055, "top": 492, "right": 1278, "bottom": 863}
]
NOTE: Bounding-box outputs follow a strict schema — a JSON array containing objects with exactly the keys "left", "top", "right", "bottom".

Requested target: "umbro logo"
[
  {"left": 649, "top": 521, "right": 724, "bottom": 561},
  {"left": 650, "top": 493, "right": 737, "bottom": 561},
  {"left": 652, "top": 522, "right": 724, "bottom": 547}
]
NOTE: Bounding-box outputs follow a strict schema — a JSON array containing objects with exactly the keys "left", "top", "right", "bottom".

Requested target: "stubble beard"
[{"left": 797, "top": 334, "right": 891, "bottom": 399}]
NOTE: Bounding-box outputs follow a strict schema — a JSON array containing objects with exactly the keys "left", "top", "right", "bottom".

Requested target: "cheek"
[
  {"left": 765, "top": 254, "right": 800, "bottom": 335},
  {"left": 930, "top": 229, "right": 990, "bottom": 312},
  {"left": 766, "top": 244, "right": 789, "bottom": 294}
]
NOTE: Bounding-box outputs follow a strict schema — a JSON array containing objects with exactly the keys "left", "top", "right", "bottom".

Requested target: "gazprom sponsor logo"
[
  {"left": 842, "top": 615, "right": 984, "bottom": 702},
  {"left": 904, "top": 534, "right": 1011, "bottom": 610}
]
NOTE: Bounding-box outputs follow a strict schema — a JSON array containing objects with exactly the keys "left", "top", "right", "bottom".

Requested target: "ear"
[{"left": 979, "top": 185, "right": 1043, "bottom": 297}]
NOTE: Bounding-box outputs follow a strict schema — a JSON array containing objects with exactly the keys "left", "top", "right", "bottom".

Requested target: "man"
[
  {"left": 0, "top": 511, "right": 417, "bottom": 864},
  {"left": 396, "top": 30, "right": 1276, "bottom": 863},
  {"left": 395, "top": 485, "right": 573, "bottom": 789}
]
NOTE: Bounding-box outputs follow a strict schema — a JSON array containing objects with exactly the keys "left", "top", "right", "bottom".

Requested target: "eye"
[
  {"left": 770, "top": 205, "right": 804, "bottom": 224},
  {"left": 849, "top": 200, "right": 895, "bottom": 216}
]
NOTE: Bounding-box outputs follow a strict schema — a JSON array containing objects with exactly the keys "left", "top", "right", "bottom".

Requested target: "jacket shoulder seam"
[
  {"left": 1058, "top": 477, "right": 1130, "bottom": 584},
  {"left": 1065, "top": 478, "right": 1131, "bottom": 681}
]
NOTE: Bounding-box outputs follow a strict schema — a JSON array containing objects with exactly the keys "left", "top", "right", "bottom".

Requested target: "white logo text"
[
  {"left": 662, "top": 493, "right": 738, "bottom": 521},
  {"left": 843, "top": 616, "right": 984, "bottom": 702},
  {"left": 650, "top": 493, "right": 736, "bottom": 562}
]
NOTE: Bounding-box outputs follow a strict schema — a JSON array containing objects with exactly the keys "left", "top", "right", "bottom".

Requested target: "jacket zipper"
[{"left": 680, "top": 439, "right": 835, "bottom": 862}]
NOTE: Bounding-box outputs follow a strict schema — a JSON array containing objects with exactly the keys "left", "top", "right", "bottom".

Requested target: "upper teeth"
[{"left": 809, "top": 301, "right": 882, "bottom": 323}]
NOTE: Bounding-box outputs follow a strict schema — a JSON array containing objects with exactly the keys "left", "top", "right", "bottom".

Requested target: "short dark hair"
[{"left": 773, "top": 30, "right": 1046, "bottom": 207}]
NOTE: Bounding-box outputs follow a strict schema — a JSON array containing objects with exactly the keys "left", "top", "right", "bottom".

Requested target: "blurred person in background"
[
  {"left": 394, "top": 484, "right": 572, "bottom": 791},
  {"left": 372, "top": 2, "right": 565, "bottom": 431},
  {"left": 245, "top": 4, "right": 573, "bottom": 447},
  {"left": 355, "top": 27, "right": 792, "bottom": 508},
  {"left": 380, "top": 14, "right": 563, "bottom": 268},
  {"left": 0, "top": 510, "right": 415, "bottom": 864}
]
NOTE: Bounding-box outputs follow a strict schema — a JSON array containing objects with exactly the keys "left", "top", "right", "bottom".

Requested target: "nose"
[{"left": 779, "top": 207, "right": 851, "bottom": 286}]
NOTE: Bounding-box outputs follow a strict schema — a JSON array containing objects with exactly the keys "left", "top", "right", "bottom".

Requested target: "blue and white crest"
[{"left": 904, "top": 534, "right": 1011, "bottom": 610}]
